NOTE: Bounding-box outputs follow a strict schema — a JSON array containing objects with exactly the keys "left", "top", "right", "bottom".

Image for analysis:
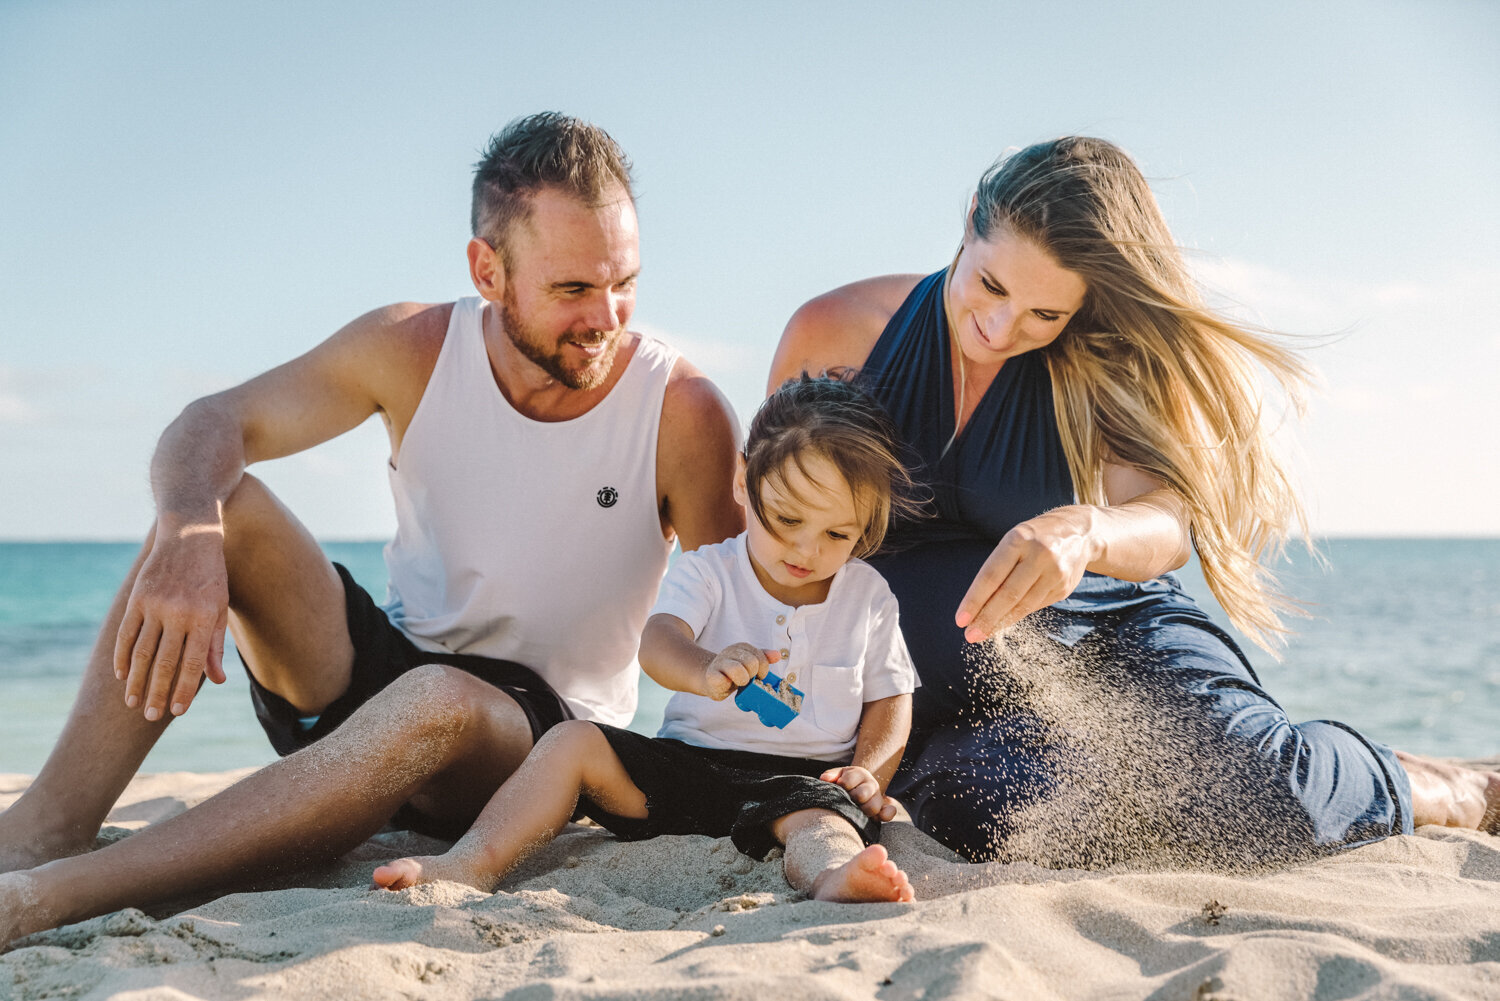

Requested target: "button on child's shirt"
[{"left": 775, "top": 614, "right": 786, "bottom": 624}]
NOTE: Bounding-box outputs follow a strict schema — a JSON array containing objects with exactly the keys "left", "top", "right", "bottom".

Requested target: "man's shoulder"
[
  {"left": 298, "top": 301, "right": 460, "bottom": 433},
  {"left": 658, "top": 351, "right": 739, "bottom": 448},
  {"left": 349, "top": 301, "right": 455, "bottom": 360},
  {"left": 328, "top": 301, "right": 458, "bottom": 403},
  {"left": 649, "top": 337, "right": 745, "bottom": 552}
]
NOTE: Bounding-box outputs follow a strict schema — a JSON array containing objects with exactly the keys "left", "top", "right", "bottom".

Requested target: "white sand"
[{"left": 3, "top": 763, "right": 1499, "bottom": 1000}]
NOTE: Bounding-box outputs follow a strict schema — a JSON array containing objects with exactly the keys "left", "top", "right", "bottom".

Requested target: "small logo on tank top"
[{"left": 596, "top": 486, "right": 619, "bottom": 508}]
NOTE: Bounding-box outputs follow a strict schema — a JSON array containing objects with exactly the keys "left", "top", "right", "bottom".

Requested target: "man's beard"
[{"left": 500, "top": 288, "right": 621, "bottom": 391}]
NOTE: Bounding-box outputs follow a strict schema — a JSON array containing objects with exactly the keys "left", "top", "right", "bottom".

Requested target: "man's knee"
[
  {"left": 360, "top": 663, "right": 487, "bottom": 741},
  {"left": 219, "top": 474, "right": 285, "bottom": 559}
]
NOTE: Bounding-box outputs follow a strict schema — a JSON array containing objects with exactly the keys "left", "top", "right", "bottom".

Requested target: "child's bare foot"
[
  {"left": 372, "top": 854, "right": 493, "bottom": 892},
  {"left": 810, "top": 844, "right": 915, "bottom": 903}
]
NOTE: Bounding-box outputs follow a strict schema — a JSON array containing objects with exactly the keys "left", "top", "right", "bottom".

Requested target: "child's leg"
[
  {"left": 770, "top": 808, "right": 915, "bottom": 903},
  {"left": 373, "top": 720, "right": 647, "bottom": 892}
]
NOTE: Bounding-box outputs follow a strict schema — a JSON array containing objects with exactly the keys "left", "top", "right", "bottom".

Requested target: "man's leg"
[
  {"left": 0, "top": 474, "right": 355, "bottom": 873},
  {"left": 374, "top": 719, "right": 649, "bottom": 892},
  {"left": 0, "top": 664, "right": 538, "bottom": 947},
  {"left": 771, "top": 809, "right": 914, "bottom": 903}
]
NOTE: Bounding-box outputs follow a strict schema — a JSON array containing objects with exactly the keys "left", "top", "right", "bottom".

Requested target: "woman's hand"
[{"left": 954, "top": 506, "right": 1100, "bottom": 643}]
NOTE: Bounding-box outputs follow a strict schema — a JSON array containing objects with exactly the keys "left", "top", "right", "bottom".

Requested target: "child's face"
[{"left": 734, "top": 453, "right": 864, "bottom": 607}]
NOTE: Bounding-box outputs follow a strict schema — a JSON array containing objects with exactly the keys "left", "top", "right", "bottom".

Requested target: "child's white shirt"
[{"left": 651, "top": 533, "right": 917, "bottom": 762}]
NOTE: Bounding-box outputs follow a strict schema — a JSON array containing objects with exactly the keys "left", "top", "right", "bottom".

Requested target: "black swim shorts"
[
  {"left": 578, "top": 724, "right": 880, "bottom": 860},
  {"left": 246, "top": 562, "right": 574, "bottom": 758}
]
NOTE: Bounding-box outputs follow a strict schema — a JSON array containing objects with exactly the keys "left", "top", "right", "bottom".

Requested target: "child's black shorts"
[
  {"left": 246, "top": 562, "right": 574, "bottom": 757},
  {"left": 579, "top": 724, "right": 881, "bottom": 860}
]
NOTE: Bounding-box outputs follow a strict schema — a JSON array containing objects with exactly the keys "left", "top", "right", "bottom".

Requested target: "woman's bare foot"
[
  {"left": 810, "top": 844, "right": 915, "bottom": 903},
  {"left": 1397, "top": 751, "right": 1500, "bottom": 832},
  {"left": 372, "top": 854, "right": 494, "bottom": 892}
]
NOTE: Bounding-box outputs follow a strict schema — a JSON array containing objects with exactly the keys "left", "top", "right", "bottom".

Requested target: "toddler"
[{"left": 375, "top": 375, "right": 923, "bottom": 902}]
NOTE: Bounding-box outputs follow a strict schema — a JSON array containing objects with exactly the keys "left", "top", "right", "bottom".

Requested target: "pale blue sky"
[{"left": 2, "top": 0, "right": 1496, "bottom": 539}]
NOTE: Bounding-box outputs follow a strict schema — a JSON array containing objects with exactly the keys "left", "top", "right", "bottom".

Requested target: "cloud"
[
  {"left": 0, "top": 367, "right": 38, "bottom": 424},
  {"left": 1195, "top": 257, "right": 1500, "bottom": 347},
  {"left": 0, "top": 392, "right": 35, "bottom": 424}
]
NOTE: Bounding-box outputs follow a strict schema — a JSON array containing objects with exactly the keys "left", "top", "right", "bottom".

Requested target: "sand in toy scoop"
[
  {"left": 748, "top": 672, "right": 803, "bottom": 712},
  {"left": 735, "top": 670, "right": 806, "bottom": 728}
]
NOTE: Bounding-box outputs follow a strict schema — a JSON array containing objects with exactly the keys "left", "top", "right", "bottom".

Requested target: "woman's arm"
[
  {"left": 954, "top": 462, "right": 1192, "bottom": 644},
  {"left": 819, "top": 693, "right": 912, "bottom": 821}
]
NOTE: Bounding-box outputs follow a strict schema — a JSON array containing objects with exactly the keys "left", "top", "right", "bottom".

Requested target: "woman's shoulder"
[{"left": 768, "top": 274, "right": 927, "bottom": 390}]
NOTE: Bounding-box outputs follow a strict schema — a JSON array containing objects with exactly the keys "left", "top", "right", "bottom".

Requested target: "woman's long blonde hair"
[{"left": 971, "top": 137, "right": 1311, "bottom": 651}]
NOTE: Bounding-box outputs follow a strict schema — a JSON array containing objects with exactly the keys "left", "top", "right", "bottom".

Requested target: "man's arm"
[
  {"left": 116, "top": 303, "right": 446, "bottom": 720},
  {"left": 655, "top": 358, "right": 744, "bottom": 551}
]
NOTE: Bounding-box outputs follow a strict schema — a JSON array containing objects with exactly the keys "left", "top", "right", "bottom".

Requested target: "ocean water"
[{"left": 0, "top": 539, "right": 1496, "bottom": 775}]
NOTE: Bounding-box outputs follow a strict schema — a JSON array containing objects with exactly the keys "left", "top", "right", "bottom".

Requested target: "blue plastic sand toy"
[{"left": 734, "top": 670, "right": 805, "bottom": 729}]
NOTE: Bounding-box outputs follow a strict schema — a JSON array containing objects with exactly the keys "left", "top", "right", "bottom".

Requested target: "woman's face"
[{"left": 946, "top": 222, "right": 1087, "bottom": 371}]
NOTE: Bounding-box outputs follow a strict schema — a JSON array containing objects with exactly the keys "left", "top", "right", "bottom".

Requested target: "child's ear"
[{"left": 731, "top": 454, "right": 749, "bottom": 508}]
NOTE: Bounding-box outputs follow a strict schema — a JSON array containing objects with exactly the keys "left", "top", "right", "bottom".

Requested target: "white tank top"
[{"left": 382, "top": 296, "right": 678, "bottom": 725}]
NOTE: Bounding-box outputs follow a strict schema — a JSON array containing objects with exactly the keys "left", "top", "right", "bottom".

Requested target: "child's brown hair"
[{"left": 744, "top": 373, "right": 922, "bottom": 559}]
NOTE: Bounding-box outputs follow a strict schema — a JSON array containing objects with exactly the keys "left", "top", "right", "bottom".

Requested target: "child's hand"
[
  {"left": 820, "top": 765, "right": 899, "bottom": 821},
  {"left": 701, "top": 644, "right": 780, "bottom": 701}
]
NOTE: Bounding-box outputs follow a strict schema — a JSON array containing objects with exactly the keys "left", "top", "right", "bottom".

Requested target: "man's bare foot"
[
  {"left": 0, "top": 872, "right": 57, "bottom": 950},
  {"left": 372, "top": 854, "right": 494, "bottom": 892},
  {"left": 0, "top": 810, "right": 95, "bottom": 876},
  {"left": 810, "top": 844, "right": 915, "bottom": 903},
  {"left": 1397, "top": 752, "right": 1500, "bottom": 832}
]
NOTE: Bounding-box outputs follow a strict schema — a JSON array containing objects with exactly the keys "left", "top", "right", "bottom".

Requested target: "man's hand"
[
  {"left": 820, "top": 764, "right": 900, "bottom": 821},
  {"left": 113, "top": 527, "right": 230, "bottom": 721},
  {"left": 700, "top": 644, "right": 780, "bottom": 701}
]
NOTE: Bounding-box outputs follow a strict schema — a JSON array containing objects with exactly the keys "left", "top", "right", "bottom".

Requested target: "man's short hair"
[{"left": 471, "top": 112, "right": 635, "bottom": 268}]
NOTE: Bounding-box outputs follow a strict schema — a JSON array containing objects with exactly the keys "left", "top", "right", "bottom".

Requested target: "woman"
[{"left": 769, "top": 136, "right": 1498, "bottom": 865}]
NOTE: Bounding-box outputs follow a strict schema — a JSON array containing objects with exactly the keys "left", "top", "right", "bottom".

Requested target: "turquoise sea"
[{"left": 1, "top": 539, "right": 1496, "bottom": 774}]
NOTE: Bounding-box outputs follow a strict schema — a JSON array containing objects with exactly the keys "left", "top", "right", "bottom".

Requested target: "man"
[{"left": 0, "top": 113, "right": 743, "bottom": 879}]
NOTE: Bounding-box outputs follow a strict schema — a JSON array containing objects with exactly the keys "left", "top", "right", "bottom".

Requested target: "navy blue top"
[
  {"left": 857, "top": 269, "right": 1074, "bottom": 547},
  {"left": 858, "top": 269, "right": 1251, "bottom": 729}
]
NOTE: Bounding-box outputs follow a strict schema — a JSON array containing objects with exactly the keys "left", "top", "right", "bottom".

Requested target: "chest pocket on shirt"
[{"left": 804, "top": 663, "right": 863, "bottom": 744}]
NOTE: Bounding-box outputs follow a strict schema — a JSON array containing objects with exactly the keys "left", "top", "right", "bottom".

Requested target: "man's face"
[{"left": 499, "top": 185, "right": 640, "bottom": 391}]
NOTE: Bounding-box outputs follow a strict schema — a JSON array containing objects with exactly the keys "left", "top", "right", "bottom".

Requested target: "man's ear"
[{"left": 468, "top": 238, "right": 505, "bottom": 302}]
